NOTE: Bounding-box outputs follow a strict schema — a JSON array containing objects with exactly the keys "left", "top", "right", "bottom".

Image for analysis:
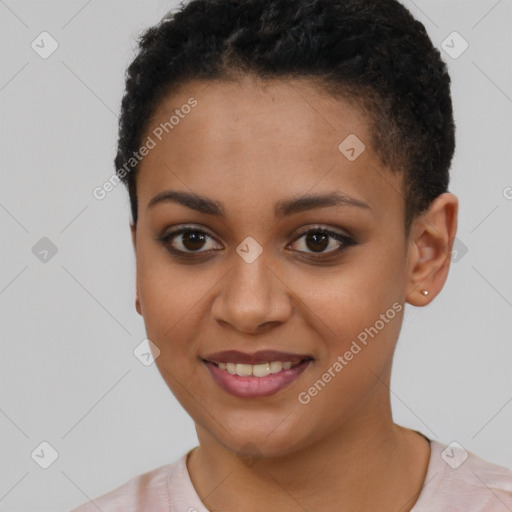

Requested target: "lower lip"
[{"left": 204, "top": 360, "right": 312, "bottom": 399}]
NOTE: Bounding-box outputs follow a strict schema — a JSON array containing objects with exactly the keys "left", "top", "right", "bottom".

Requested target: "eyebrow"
[{"left": 147, "top": 190, "right": 371, "bottom": 218}]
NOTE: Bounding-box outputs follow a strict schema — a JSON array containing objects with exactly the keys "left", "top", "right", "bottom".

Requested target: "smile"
[
  {"left": 215, "top": 360, "right": 302, "bottom": 377},
  {"left": 203, "top": 358, "right": 313, "bottom": 398}
]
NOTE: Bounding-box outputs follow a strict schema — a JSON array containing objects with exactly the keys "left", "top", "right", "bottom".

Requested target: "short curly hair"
[{"left": 115, "top": 0, "right": 455, "bottom": 235}]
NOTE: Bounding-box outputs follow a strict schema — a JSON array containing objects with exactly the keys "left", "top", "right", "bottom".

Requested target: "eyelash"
[{"left": 156, "top": 224, "right": 356, "bottom": 260}]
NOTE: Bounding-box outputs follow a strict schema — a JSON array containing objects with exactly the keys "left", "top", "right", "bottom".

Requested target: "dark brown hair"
[{"left": 115, "top": 0, "right": 455, "bottom": 235}]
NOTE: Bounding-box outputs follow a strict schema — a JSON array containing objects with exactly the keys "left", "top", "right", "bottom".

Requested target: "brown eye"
[
  {"left": 181, "top": 231, "right": 207, "bottom": 251},
  {"left": 157, "top": 224, "right": 355, "bottom": 261},
  {"left": 304, "top": 232, "right": 329, "bottom": 252},
  {"left": 158, "top": 227, "right": 222, "bottom": 255},
  {"left": 289, "top": 228, "right": 355, "bottom": 256}
]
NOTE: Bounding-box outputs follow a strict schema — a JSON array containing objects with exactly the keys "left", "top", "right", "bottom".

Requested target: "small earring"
[{"left": 421, "top": 290, "right": 429, "bottom": 296}]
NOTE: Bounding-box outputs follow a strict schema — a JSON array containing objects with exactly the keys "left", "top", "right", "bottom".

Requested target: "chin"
[{"left": 207, "top": 419, "right": 309, "bottom": 460}]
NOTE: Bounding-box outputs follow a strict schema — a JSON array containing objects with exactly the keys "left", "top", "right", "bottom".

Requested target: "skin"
[{"left": 130, "top": 75, "right": 458, "bottom": 512}]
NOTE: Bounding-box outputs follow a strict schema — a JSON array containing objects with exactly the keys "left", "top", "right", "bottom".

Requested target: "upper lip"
[{"left": 203, "top": 350, "right": 313, "bottom": 365}]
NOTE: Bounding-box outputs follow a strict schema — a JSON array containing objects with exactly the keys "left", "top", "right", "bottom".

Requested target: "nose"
[{"left": 210, "top": 254, "right": 293, "bottom": 335}]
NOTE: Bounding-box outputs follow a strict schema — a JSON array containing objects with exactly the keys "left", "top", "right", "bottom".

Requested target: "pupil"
[
  {"left": 306, "top": 232, "right": 328, "bottom": 252},
  {"left": 183, "top": 231, "right": 205, "bottom": 251}
]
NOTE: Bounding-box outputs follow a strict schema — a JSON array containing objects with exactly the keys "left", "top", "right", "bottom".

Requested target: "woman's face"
[{"left": 132, "top": 76, "right": 414, "bottom": 457}]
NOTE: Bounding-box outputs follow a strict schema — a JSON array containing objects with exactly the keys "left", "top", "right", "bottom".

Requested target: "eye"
[
  {"left": 157, "top": 225, "right": 222, "bottom": 255},
  {"left": 157, "top": 224, "right": 356, "bottom": 260},
  {"left": 288, "top": 226, "right": 355, "bottom": 256}
]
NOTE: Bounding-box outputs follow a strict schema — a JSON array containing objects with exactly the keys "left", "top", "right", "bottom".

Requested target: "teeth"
[
  {"left": 269, "top": 361, "right": 283, "bottom": 373},
  {"left": 236, "top": 363, "right": 252, "bottom": 377},
  {"left": 253, "top": 363, "right": 271, "bottom": 377},
  {"left": 216, "top": 360, "right": 302, "bottom": 377}
]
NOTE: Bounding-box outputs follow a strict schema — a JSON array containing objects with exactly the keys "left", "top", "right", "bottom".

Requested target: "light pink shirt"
[{"left": 70, "top": 438, "right": 512, "bottom": 511}]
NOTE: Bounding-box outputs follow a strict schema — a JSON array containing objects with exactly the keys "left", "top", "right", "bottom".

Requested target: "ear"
[
  {"left": 130, "top": 223, "right": 142, "bottom": 316},
  {"left": 405, "top": 192, "right": 459, "bottom": 306}
]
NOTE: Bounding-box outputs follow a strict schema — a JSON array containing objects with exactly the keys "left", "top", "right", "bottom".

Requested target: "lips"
[
  {"left": 202, "top": 349, "right": 314, "bottom": 398},
  {"left": 203, "top": 349, "right": 312, "bottom": 365}
]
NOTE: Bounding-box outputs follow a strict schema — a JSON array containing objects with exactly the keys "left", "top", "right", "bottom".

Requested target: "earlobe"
[
  {"left": 135, "top": 288, "right": 142, "bottom": 316},
  {"left": 130, "top": 222, "right": 136, "bottom": 252},
  {"left": 130, "top": 223, "right": 142, "bottom": 316},
  {"left": 405, "top": 192, "right": 458, "bottom": 306}
]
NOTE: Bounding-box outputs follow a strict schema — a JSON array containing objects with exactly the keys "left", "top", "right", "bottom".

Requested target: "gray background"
[{"left": 1, "top": 0, "right": 511, "bottom": 510}]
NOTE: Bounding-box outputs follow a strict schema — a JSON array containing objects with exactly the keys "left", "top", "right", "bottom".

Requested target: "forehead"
[{"left": 136, "top": 76, "right": 404, "bottom": 220}]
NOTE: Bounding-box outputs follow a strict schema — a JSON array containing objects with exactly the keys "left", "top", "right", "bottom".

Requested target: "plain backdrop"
[{"left": 1, "top": 1, "right": 511, "bottom": 510}]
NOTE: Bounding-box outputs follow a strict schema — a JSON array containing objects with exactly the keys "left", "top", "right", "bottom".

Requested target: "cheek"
[
  {"left": 135, "top": 245, "right": 200, "bottom": 348},
  {"left": 293, "top": 250, "right": 405, "bottom": 376},
  {"left": 296, "top": 253, "right": 402, "bottom": 326},
  {"left": 136, "top": 234, "right": 200, "bottom": 309}
]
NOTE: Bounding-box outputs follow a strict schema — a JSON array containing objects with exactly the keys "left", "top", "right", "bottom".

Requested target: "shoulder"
[
  {"left": 414, "top": 439, "right": 512, "bottom": 511},
  {"left": 69, "top": 456, "right": 184, "bottom": 512}
]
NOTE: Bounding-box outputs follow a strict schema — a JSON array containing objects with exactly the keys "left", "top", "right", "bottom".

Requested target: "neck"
[{"left": 187, "top": 404, "right": 431, "bottom": 512}]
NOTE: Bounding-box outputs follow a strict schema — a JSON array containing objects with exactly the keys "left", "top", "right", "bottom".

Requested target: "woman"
[{"left": 72, "top": 0, "right": 512, "bottom": 510}]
